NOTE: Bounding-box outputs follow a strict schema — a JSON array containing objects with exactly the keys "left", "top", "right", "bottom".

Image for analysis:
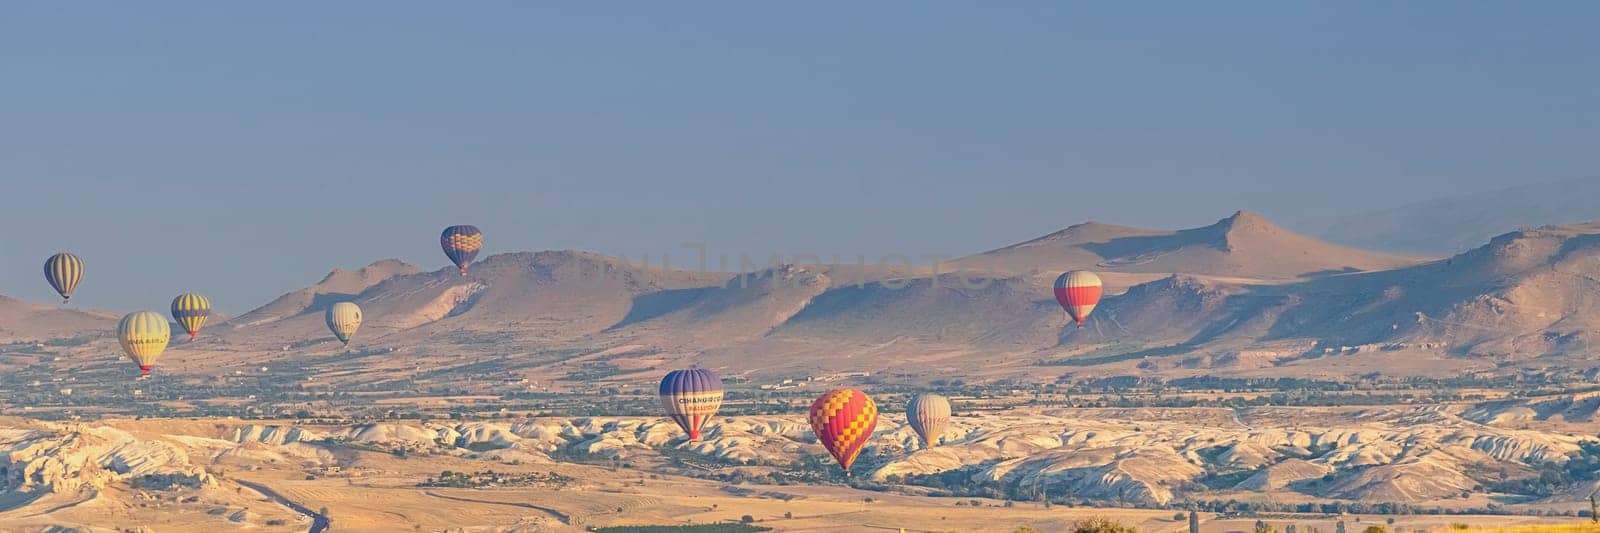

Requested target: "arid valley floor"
[{"left": 8, "top": 393, "right": 1600, "bottom": 532}]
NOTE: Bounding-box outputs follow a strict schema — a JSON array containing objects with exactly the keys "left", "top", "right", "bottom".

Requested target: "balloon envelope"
[
  {"left": 118, "top": 311, "right": 170, "bottom": 376},
  {"left": 659, "top": 369, "right": 724, "bottom": 441},
  {"left": 906, "top": 393, "right": 952, "bottom": 447},
  {"left": 171, "top": 293, "right": 212, "bottom": 339},
  {"left": 1053, "top": 270, "right": 1103, "bottom": 326},
  {"left": 808, "top": 388, "right": 878, "bottom": 475},
  {"left": 325, "top": 302, "right": 363, "bottom": 346},
  {"left": 441, "top": 225, "right": 484, "bottom": 275},
  {"left": 43, "top": 253, "right": 84, "bottom": 303}
]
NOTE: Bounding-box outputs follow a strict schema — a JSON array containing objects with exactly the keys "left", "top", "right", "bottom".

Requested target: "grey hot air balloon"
[
  {"left": 325, "top": 302, "right": 363, "bottom": 346},
  {"left": 44, "top": 253, "right": 84, "bottom": 303},
  {"left": 907, "top": 393, "right": 952, "bottom": 447}
]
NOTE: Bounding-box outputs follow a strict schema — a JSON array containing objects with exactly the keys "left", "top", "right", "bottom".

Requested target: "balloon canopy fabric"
[
  {"left": 659, "top": 369, "right": 725, "bottom": 441},
  {"left": 906, "top": 393, "right": 952, "bottom": 447},
  {"left": 43, "top": 253, "right": 84, "bottom": 303},
  {"left": 325, "top": 302, "right": 363, "bottom": 346},
  {"left": 170, "top": 293, "right": 212, "bottom": 339},
  {"left": 117, "top": 311, "right": 170, "bottom": 376},
  {"left": 1054, "top": 270, "right": 1103, "bottom": 326},
  {"left": 441, "top": 225, "right": 484, "bottom": 275},
  {"left": 808, "top": 388, "right": 878, "bottom": 475}
]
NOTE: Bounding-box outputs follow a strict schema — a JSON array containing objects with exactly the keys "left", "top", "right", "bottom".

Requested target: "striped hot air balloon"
[
  {"left": 906, "top": 393, "right": 952, "bottom": 447},
  {"left": 43, "top": 253, "right": 84, "bottom": 303},
  {"left": 808, "top": 388, "right": 878, "bottom": 476},
  {"left": 441, "top": 225, "right": 483, "bottom": 275},
  {"left": 118, "top": 311, "right": 170, "bottom": 377},
  {"left": 1053, "top": 270, "right": 1103, "bottom": 326},
  {"left": 170, "top": 293, "right": 212, "bottom": 339},
  {"left": 659, "top": 369, "right": 724, "bottom": 441},
  {"left": 325, "top": 302, "right": 362, "bottom": 346}
]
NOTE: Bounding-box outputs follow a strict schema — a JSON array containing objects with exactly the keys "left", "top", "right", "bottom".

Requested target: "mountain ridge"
[
  {"left": 5, "top": 211, "right": 1600, "bottom": 386},
  {"left": 1295, "top": 178, "right": 1600, "bottom": 254},
  {"left": 957, "top": 210, "right": 1428, "bottom": 281}
]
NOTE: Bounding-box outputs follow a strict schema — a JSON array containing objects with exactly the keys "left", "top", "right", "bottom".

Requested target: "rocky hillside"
[
  {"left": 219, "top": 251, "right": 729, "bottom": 349},
  {"left": 4, "top": 405, "right": 1591, "bottom": 519},
  {"left": 227, "top": 258, "right": 420, "bottom": 328},
  {"left": 6, "top": 213, "right": 1600, "bottom": 386},
  {"left": 0, "top": 295, "right": 116, "bottom": 344},
  {"left": 0, "top": 417, "right": 306, "bottom": 531},
  {"left": 870, "top": 406, "right": 1581, "bottom": 506},
  {"left": 956, "top": 210, "right": 1427, "bottom": 280}
]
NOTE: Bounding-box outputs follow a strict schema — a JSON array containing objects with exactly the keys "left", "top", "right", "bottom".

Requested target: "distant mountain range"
[
  {"left": 1293, "top": 178, "right": 1600, "bottom": 254},
  {"left": 958, "top": 210, "right": 1422, "bottom": 280},
  {"left": 0, "top": 295, "right": 116, "bottom": 344},
  {"left": 5, "top": 209, "right": 1600, "bottom": 386}
]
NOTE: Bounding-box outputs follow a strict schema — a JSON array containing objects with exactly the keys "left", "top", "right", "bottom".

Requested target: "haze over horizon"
[{"left": 3, "top": 2, "right": 1597, "bottom": 312}]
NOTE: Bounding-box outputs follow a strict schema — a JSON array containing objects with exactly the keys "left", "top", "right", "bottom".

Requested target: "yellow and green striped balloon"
[
  {"left": 170, "top": 293, "right": 212, "bottom": 339},
  {"left": 43, "top": 253, "right": 84, "bottom": 303},
  {"left": 325, "top": 302, "right": 363, "bottom": 346},
  {"left": 118, "top": 311, "right": 170, "bottom": 377}
]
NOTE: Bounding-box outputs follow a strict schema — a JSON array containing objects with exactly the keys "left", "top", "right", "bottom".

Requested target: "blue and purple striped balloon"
[{"left": 659, "top": 369, "right": 724, "bottom": 441}]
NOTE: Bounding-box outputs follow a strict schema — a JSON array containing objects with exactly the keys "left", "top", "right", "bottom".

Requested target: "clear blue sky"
[{"left": 2, "top": 2, "right": 1597, "bottom": 313}]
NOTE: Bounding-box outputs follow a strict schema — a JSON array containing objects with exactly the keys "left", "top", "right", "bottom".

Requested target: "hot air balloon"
[
  {"left": 441, "top": 225, "right": 483, "bottom": 275},
  {"left": 906, "top": 393, "right": 952, "bottom": 447},
  {"left": 808, "top": 388, "right": 878, "bottom": 476},
  {"left": 1054, "top": 270, "right": 1102, "bottom": 326},
  {"left": 659, "top": 369, "right": 724, "bottom": 441},
  {"left": 118, "top": 311, "right": 170, "bottom": 377},
  {"left": 325, "top": 302, "right": 362, "bottom": 346},
  {"left": 171, "top": 293, "right": 212, "bottom": 339},
  {"left": 43, "top": 253, "right": 84, "bottom": 303}
]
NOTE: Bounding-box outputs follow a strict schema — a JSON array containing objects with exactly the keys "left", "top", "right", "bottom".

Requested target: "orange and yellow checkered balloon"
[{"left": 808, "top": 388, "right": 878, "bottom": 475}]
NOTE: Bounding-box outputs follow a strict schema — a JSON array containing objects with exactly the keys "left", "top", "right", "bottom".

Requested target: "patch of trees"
[
  {"left": 1485, "top": 439, "right": 1600, "bottom": 497},
  {"left": 418, "top": 469, "right": 573, "bottom": 488},
  {"left": 128, "top": 473, "right": 206, "bottom": 491},
  {"left": 716, "top": 485, "right": 797, "bottom": 501},
  {"left": 1061, "top": 517, "right": 1137, "bottom": 533},
  {"left": 590, "top": 525, "right": 772, "bottom": 533},
  {"left": 1030, "top": 391, "right": 1462, "bottom": 409},
  {"left": 1179, "top": 498, "right": 1529, "bottom": 516},
  {"left": 895, "top": 468, "right": 1570, "bottom": 517}
]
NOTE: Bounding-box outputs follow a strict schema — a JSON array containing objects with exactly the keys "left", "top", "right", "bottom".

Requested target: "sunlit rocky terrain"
[
  {"left": 5, "top": 396, "right": 1600, "bottom": 531},
  {"left": 8, "top": 212, "right": 1600, "bottom": 531}
]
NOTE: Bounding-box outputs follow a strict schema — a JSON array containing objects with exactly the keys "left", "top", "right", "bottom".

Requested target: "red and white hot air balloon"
[{"left": 1053, "top": 270, "right": 1102, "bottom": 326}]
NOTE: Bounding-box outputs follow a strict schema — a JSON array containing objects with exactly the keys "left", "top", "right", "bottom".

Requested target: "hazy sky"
[{"left": 3, "top": 2, "right": 1597, "bottom": 312}]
